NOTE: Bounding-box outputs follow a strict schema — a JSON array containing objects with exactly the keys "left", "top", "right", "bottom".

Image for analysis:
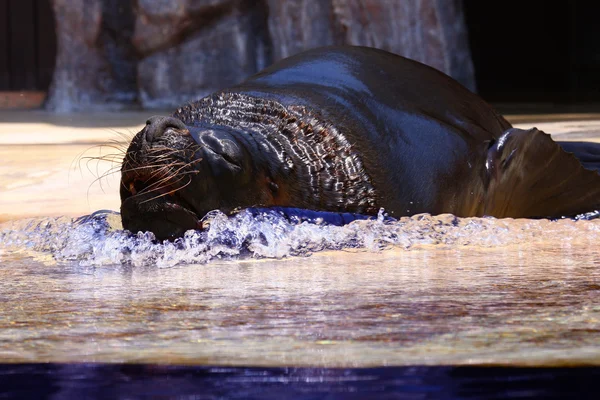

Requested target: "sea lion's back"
[
  {"left": 237, "top": 46, "right": 511, "bottom": 140},
  {"left": 227, "top": 46, "right": 511, "bottom": 215}
]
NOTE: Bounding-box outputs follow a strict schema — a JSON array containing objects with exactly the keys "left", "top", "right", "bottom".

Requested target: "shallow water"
[{"left": 1, "top": 212, "right": 600, "bottom": 367}]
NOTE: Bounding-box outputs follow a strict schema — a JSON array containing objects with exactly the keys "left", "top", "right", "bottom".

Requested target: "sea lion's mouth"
[
  {"left": 120, "top": 194, "right": 202, "bottom": 241},
  {"left": 120, "top": 171, "right": 204, "bottom": 241}
]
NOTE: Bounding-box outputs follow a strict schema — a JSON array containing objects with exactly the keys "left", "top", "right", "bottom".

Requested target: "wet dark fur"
[
  {"left": 119, "top": 46, "right": 600, "bottom": 240},
  {"left": 173, "top": 93, "right": 377, "bottom": 212}
]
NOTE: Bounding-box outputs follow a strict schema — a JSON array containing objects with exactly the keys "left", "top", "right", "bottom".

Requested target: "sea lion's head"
[{"left": 119, "top": 116, "right": 272, "bottom": 240}]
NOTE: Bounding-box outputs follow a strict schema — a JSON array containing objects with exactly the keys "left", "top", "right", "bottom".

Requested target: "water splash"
[{"left": 2, "top": 209, "right": 600, "bottom": 267}]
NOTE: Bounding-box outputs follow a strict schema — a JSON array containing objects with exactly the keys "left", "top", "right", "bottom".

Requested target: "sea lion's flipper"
[
  {"left": 557, "top": 141, "right": 600, "bottom": 173},
  {"left": 483, "top": 128, "right": 600, "bottom": 218}
]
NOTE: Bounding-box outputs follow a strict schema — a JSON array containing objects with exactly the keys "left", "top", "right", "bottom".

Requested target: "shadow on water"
[
  {"left": 1, "top": 364, "right": 598, "bottom": 399},
  {"left": 0, "top": 364, "right": 600, "bottom": 399}
]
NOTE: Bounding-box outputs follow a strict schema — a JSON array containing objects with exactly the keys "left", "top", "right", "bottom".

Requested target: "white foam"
[{"left": 2, "top": 210, "right": 600, "bottom": 267}]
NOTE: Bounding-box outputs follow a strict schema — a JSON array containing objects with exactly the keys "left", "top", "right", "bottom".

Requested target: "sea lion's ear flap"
[{"left": 483, "top": 127, "right": 600, "bottom": 218}]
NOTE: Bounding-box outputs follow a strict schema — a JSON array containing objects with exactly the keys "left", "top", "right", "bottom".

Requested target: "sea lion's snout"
[
  {"left": 119, "top": 116, "right": 205, "bottom": 240},
  {"left": 144, "top": 116, "right": 188, "bottom": 142},
  {"left": 120, "top": 116, "right": 198, "bottom": 198}
]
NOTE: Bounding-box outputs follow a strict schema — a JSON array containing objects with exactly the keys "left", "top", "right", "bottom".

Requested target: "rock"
[
  {"left": 266, "top": 0, "right": 339, "bottom": 60},
  {"left": 135, "top": 0, "right": 270, "bottom": 109},
  {"left": 45, "top": 0, "right": 474, "bottom": 111},
  {"left": 46, "top": 0, "right": 137, "bottom": 112},
  {"left": 267, "top": 0, "right": 475, "bottom": 91}
]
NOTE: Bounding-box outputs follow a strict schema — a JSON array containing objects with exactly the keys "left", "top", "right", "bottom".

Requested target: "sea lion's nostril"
[{"left": 145, "top": 116, "right": 187, "bottom": 143}]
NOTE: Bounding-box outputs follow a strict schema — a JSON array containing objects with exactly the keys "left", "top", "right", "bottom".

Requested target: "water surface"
[{"left": 1, "top": 213, "right": 599, "bottom": 367}]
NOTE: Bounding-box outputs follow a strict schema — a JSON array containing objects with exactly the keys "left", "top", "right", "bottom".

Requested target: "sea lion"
[{"left": 120, "top": 46, "right": 600, "bottom": 240}]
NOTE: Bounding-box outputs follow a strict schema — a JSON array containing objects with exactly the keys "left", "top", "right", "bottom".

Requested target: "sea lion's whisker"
[
  {"left": 85, "top": 158, "right": 139, "bottom": 199},
  {"left": 137, "top": 162, "right": 194, "bottom": 195},
  {"left": 134, "top": 169, "right": 191, "bottom": 198},
  {"left": 133, "top": 168, "right": 182, "bottom": 194},
  {"left": 138, "top": 176, "right": 193, "bottom": 205},
  {"left": 145, "top": 150, "right": 184, "bottom": 161},
  {"left": 137, "top": 158, "right": 198, "bottom": 193},
  {"left": 183, "top": 158, "right": 203, "bottom": 168},
  {"left": 138, "top": 171, "right": 175, "bottom": 193},
  {"left": 80, "top": 155, "right": 125, "bottom": 172},
  {"left": 146, "top": 153, "right": 182, "bottom": 163},
  {"left": 119, "top": 165, "right": 175, "bottom": 195},
  {"left": 120, "top": 163, "right": 181, "bottom": 175},
  {"left": 143, "top": 162, "right": 186, "bottom": 183},
  {"left": 146, "top": 145, "right": 180, "bottom": 153},
  {"left": 75, "top": 144, "right": 127, "bottom": 174},
  {"left": 104, "top": 128, "right": 136, "bottom": 144},
  {"left": 77, "top": 152, "right": 122, "bottom": 193},
  {"left": 106, "top": 138, "right": 129, "bottom": 147},
  {"left": 137, "top": 175, "right": 189, "bottom": 198},
  {"left": 129, "top": 154, "right": 203, "bottom": 196},
  {"left": 77, "top": 142, "right": 136, "bottom": 202},
  {"left": 87, "top": 168, "right": 124, "bottom": 196},
  {"left": 84, "top": 154, "right": 125, "bottom": 162},
  {"left": 90, "top": 165, "right": 121, "bottom": 180}
]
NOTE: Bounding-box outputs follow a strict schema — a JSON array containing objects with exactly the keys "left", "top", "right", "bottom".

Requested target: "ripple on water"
[{"left": 1, "top": 209, "right": 600, "bottom": 267}]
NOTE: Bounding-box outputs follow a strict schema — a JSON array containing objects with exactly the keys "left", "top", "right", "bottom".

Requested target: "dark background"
[
  {"left": 1, "top": 0, "right": 599, "bottom": 105},
  {"left": 0, "top": 0, "right": 56, "bottom": 92},
  {"left": 464, "top": 0, "right": 600, "bottom": 104}
]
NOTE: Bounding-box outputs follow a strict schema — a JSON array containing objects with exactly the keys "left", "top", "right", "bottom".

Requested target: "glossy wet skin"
[{"left": 121, "top": 46, "right": 600, "bottom": 240}]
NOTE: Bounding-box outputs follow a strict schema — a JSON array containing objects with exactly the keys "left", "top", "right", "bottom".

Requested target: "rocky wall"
[{"left": 47, "top": 0, "right": 475, "bottom": 111}]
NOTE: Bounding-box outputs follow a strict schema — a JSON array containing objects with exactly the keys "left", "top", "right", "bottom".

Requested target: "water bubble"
[{"left": 2, "top": 209, "right": 600, "bottom": 267}]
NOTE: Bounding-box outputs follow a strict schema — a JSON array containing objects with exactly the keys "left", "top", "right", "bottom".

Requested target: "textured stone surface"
[
  {"left": 46, "top": 0, "right": 137, "bottom": 112},
  {"left": 266, "top": 0, "right": 338, "bottom": 60},
  {"left": 135, "top": 0, "right": 270, "bottom": 108},
  {"left": 46, "top": 0, "right": 474, "bottom": 111},
  {"left": 332, "top": 0, "right": 475, "bottom": 91},
  {"left": 267, "top": 0, "right": 475, "bottom": 91}
]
